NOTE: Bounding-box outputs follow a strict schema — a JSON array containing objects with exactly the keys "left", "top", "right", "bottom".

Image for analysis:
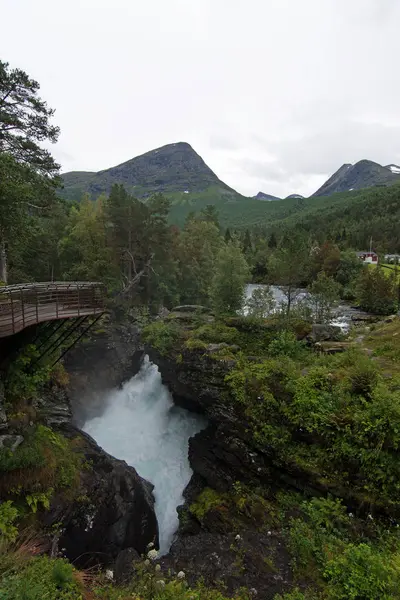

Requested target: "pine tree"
[{"left": 0, "top": 60, "right": 60, "bottom": 283}]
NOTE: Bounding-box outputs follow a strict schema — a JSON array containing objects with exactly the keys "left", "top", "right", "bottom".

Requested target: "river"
[{"left": 83, "top": 356, "right": 207, "bottom": 556}]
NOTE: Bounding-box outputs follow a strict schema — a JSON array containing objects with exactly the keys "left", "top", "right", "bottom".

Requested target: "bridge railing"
[{"left": 0, "top": 282, "right": 106, "bottom": 338}]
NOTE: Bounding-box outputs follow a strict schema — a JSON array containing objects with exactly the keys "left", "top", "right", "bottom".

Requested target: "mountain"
[
  {"left": 285, "top": 194, "right": 304, "bottom": 200},
  {"left": 60, "top": 142, "right": 238, "bottom": 201},
  {"left": 385, "top": 164, "right": 400, "bottom": 174},
  {"left": 253, "top": 191, "right": 281, "bottom": 201},
  {"left": 313, "top": 160, "right": 400, "bottom": 197}
]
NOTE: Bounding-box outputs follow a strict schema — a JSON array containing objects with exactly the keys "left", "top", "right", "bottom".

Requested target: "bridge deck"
[{"left": 0, "top": 282, "right": 106, "bottom": 338}]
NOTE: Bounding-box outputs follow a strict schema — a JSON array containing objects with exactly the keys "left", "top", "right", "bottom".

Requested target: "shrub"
[
  {"left": 5, "top": 345, "right": 50, "bottom": 403},
  {"left": 268, "top": 331, "right": 305, "bottom": 359},
  {"left": 190, "top": 488, "right": 228, "bottom": 523},
  {"left": 324, "top": 543, "right": 398, "bottom": 599},
  {"left": 0, "top": 556, "right": 82, "bottom": 600},
  {"left": 0, "top": 501, "right": 18, "bottom": 542},
  {"left": 185, "top": 338, "right": 208, "bottom": 351},
  {"left": 345, "top": 357, "right": 380, "bottom": 398},
  {"left": 192, "top": 323, "right": 239, "bottom": 345},
  {"left": 0, "top": 425, "right": 84, "bottom": 501},
  {"left": 356, "top": 267, "right": 397, "bottom": 315},
  {"left": 142, "top": 321, "right": 182, "bottom": 355}
]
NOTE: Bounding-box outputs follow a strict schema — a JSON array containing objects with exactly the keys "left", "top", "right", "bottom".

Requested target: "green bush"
[
  {"left": 142, "top": 321, "right": 182, "bottom": 355},
  {"left": 185, "top": 338, "right": 208, "bottom": 351},
  {"left": 0, "top": 556, "right": 82, "bottom": 599},
  {"left": 192, "top": 323, "right": 239, "bottom": 345},
  {"left": 190, "top": 488, "right": 228, "bottom": 522},
  {"left": 5, "top": 345, "right": 51, "bottom": 403},
  {"left": 0, "top": 501, "right": 18, "bottom": 542},
  {"left": 268, "top": 331, "right": 305, "bottom": 359},
  {"left": 324, "top": 543, "right": 398, "bottom": 599},
  {"left": 0, "top": 425, "right": 84, "bottom": 502}
]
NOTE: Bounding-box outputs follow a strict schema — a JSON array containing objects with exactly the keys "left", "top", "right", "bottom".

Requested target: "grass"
[
  {"left": 0, "top": 425, "right": 85, "bottom": 511},
  {"left": 367, "top": 262, "right": 400, "bottom": 282}
]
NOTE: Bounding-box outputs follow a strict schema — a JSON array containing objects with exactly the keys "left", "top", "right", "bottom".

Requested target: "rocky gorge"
[{"left": 2, "top": 305, "right": 400, "bottom": 599}]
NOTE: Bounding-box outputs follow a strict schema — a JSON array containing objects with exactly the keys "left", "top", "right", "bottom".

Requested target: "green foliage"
[
  {"left": 191, "top": 323, "right": 239, "bottom": 345},
  {"left": 0, "top": 556, "right": 81, "bottom": 600},
  {"left": 0, "top": 501, "right": 18, "bottom": 542},
  {"left": 184, "top": 338, "right": 208, "bottom": 351},
  {"left": 0, "top": 60, "right": 60, "bottom": 284},
  {"left": 269, "top": 236, "right": 310, "bottom": 316},
  {"left": 245, "top": 286, "right": 276, "bottom": 318},
  {"left": 0, "top": 425, "right": 83, "bottom": 501},
  {"left": 274, "top": 591, "right": 313, "bottom": 600},
  {"left": 335, "top": 250, "right": 363, "bottom": 287},
  {"left": 324, "top": 543, "right": 398, "bottom": 599},
  {"left": 356, "top": 266, "right": 398, "bottom": 315},
  {"left": 142, "top": 321, "right": 182, "bottom": 355},
  {"left": 308, "top": 272, "right": 341, "bottom": 323},
  {"left": 4, "top": 344, "right": 50, "bottom": 403},
  {"left": 190, "top": 488, "right": 227, "bottom": 522},
  {"left": 210, "top": 241, "right": 250, "bottom": 316},
  {"left": 26, "top": 489, "right": 53, "bottom": 513},
  {"left": 268, "top": 331, "right": 305, "bottom": 359},
  {"left": 177, "top": 219, "right": 223, "bottom": 306}
]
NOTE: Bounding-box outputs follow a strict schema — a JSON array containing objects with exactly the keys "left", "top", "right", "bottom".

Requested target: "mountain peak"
[
  {"left": 385, "top": 164, "right": 400, "bottom": 174},
  {"left": 313, "top": 160, "right": 400, "bottom": 197},
  {"left": 62, "top": 142, "right": 233, "bottom": 200},
  {"left": 254, "top": 191, "right": 281, "bottom": 201}
]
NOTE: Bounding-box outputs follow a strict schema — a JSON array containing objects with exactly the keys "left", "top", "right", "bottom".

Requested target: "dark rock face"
[
  {"left": 43, "top": 426, "right": 159, "bottom": 567},
  {"left": 64, "top": 320, "right": 144, "bottom": 427},
  {"left": 34, "top": 381, "right": 72, "bottom": 426},
  {"left": 162, "top": 531, "right": 292, "bottom": 600}
]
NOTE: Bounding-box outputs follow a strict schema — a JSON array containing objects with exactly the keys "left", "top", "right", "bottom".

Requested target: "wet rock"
[
  {"left": 309, "top": 324, "right": 342, "bottom": 342},
  {"left": 114, "top": 547, "right": 140, "bottom": 584},
  {"left": 161, "top": 531, "right": 292, "bottom": 600},
  {"left": 43, "top": 426, "right": 159, "bottom": 568},
  {"left": 64, "top": 320, "right": 144, "bottom": 427},
  {"left": 0, "top": 434, "right": 24, "bottom": 452},
  {"left": 171, "top": 305, "right": 211, "bottom": 313},
  {"left": 315, "top": 342, "right": 350, "bottom": 354},
  {"left": 34, "top": 381, "right": 72, "bottom": 426}
]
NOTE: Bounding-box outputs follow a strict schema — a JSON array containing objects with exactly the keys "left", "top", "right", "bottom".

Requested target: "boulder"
[
  {"left": 114, "top": 547, "right": 140, "bottom": 584},
  {"left": 171, "top": 305, "right": 210, "bottom": 314},
  {"left": 314, "top": 342, "right": 348, "bottom": 354},
  {"left": 309, "top": 324, "right": 342, "bottom": 343},
  {"left": 43, "top": 427, "right": 159, "bottom": 568},
  {"left": 0, "top": 434, "right": 24, "bottom": 452}
]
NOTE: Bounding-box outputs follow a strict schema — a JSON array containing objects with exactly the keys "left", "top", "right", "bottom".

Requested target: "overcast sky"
[{"left": 1, "top": 0, "right": 400, "bottom": 197}]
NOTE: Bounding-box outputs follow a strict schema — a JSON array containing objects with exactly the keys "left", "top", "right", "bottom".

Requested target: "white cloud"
[{"left": 0, "top": 0, "right": 399, "bottom": 197}]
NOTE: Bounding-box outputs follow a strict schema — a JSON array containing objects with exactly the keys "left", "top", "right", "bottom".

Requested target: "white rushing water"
[
  {"left": 83, "top": 356, "right": 207, "bottom": 555},
  {"left": 245, "top": 284, "right": 352, "bottom": 331}
]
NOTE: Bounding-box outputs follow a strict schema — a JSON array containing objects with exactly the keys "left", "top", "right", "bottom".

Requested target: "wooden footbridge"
[{"left": 0, "top": 282, "right": 106, "bottom": 339}]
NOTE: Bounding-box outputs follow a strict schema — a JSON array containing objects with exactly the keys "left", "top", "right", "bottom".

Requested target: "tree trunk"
[{"left": 0, "top": 239, "right": 7, "bottom": 284}]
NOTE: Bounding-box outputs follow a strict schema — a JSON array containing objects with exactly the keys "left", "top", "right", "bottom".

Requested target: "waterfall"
[{"left": 83, "top": 356, "right": 207, "bottom": 555}]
